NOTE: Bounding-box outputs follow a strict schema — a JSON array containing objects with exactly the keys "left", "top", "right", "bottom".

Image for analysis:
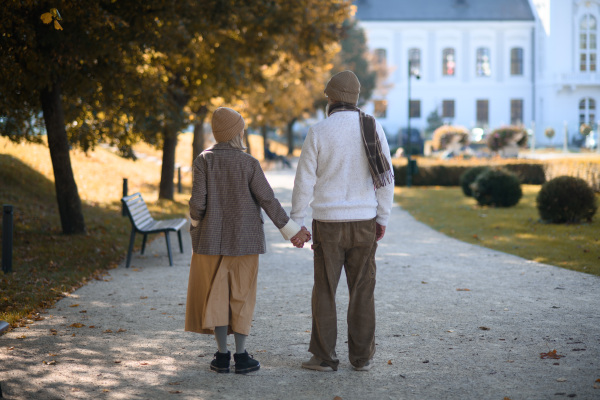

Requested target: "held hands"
[{"left": 291, "top": 226, "right": 311, "bottom": 248}]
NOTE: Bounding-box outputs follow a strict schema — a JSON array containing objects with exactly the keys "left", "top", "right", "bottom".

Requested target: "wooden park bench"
[{"left": 121, "top": 193, "right": 187, "bottom": 268}]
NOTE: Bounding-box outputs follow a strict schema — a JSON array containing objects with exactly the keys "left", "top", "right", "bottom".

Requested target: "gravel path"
[{"left": 2, "top": 167, "right": 599, "bottom": 400}]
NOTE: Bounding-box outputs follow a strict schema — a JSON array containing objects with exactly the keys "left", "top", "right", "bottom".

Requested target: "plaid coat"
[{"left": 189, "top": 143, "right": 292, "bottom": 256}]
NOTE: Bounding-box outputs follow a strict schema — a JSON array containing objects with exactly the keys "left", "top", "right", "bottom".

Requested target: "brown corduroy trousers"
[{"left": 308, "top": 219, "right": 378, "bottom": 370}]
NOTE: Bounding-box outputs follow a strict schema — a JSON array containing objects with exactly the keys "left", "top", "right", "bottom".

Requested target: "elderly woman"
[{"left": 185, "top": 107, "right": 309, "bottom": 374}]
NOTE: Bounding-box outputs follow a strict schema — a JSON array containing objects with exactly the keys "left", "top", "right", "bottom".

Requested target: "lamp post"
[{"left": 406, "top": 60, "right": 420, "bottom": 187}]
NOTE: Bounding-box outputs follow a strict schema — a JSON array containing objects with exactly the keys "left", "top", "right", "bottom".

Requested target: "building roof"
[{"left": 354, "top": 0, "right": 535, "bottom": 22}]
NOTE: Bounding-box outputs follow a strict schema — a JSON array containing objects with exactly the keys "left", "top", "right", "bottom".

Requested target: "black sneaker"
[
  {"left": 210, "top": 351, "right": 231, "bottom": 373},
  {"left": 233, "top": 351, "right": 260, "bottom": 374}
]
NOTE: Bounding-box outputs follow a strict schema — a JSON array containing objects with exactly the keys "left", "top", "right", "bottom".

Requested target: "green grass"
[
  {"left": 395, "top": 185, "right": 600, "bottom": 276},
  {"left": 0, "top": 138, "right": 188, "bottom": 329}
]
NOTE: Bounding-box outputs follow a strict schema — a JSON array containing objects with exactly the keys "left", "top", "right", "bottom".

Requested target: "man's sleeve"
[
  {"left": 375, "top": 122, "right": 394, "bottom": 226},
  {"left": 291, "top": 127, "right": 318, "bottom": 226}
]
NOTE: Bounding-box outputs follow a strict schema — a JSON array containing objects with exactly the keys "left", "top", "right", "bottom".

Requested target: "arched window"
[
  {"left": 476, "top": 48, "right": 491, "bottom": 77},
  {"left": 409, "top": 48, "right": 421, "bottom": 76},
  {"left": 579, "top": 98, "right": 596, "bottom": 125},
  {"left": 510, "top": 47, "right": 524, "bottom": 76},
  {"left": 579, "top": 14, "right": 597, "bottom": 72},
  {"left": 442, "top": 48, "right": 456, "bottom": 76}
]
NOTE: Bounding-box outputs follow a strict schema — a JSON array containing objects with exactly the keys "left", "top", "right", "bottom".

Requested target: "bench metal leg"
[
  {"left": 177, "top": 230, "right": 183, "bottom": 253},
  {"left": 141, "top": 234, "right": 148, "bottom": 254},
  {"left": 126, "top": 228, "right": 136, "bottom": 268},
  {"left": 164, "top": 231, "right": 173, "bottom": 266}
]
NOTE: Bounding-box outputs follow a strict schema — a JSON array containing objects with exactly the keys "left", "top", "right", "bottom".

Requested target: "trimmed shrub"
[
  {"left": 459, "top": 166, "right": 491, "bottom": 196},
  {"left": 432, "top": 125, "right": 469, "bottom": 151},
  {"left": 472, "top": 168, "right": 522, "bottom": 207},
  {"left": 536, "top": 176, "right": 598, "bottom": 223},
  {"left": 487, "top": 126, "right": 527, "bottom": 152}
]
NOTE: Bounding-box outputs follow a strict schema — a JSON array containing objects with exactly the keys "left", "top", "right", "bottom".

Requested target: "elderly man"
[{"left": 291, "top": 70, "right": 394, "bottom": 372}]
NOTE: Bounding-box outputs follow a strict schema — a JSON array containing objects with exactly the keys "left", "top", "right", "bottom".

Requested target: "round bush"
[
  {"left": 432, "top": 125, "right": 469, "bottom": 151},
  {"left": 472, "top": 168, "right": 522, "bottom": 207},
  {"left": 536, "top": 176, "right": 598, "bottom": 223},
  {"left": 459, "top": 166, "right": 491, "bottom": 197},
  {"left": 487, "top": 126, "right": 527, "bottom": 152}
]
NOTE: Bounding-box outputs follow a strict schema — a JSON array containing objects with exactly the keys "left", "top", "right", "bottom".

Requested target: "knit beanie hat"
[
  {"left": 211, "top": 107, "right": 245, "bottom": 143},
  {"left": 324, "top": 70, "right": 361, "bottom": 105}
]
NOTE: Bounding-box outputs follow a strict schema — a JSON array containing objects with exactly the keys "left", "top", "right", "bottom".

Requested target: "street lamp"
[{"left": 406, "top": 60, "right": 420, "bottom": 187}]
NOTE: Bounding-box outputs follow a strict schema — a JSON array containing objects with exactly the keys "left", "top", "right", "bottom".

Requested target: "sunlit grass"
[
  {"left": 0, "top": 137, "right": 188, "bottom": 328},
  {"left": 395, "top": 185, "right": 600, "bottom": 275}
]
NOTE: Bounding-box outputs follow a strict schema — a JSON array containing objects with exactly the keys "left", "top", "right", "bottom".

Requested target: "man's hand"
[
  {"left": 291, "top": 226, "right": 311, "bottom": 248},
  {"left": 376, "top": 223, "right": 386, "bottom": 241}
]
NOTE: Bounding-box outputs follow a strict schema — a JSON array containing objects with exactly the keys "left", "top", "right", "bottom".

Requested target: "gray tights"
[{"left": 214, "top": 326, "right": 247, "bottom": 354}]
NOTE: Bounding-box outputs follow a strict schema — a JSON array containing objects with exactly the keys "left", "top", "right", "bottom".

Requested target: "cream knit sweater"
[{"left": 291, "top": 111, "right": 394, "bottom": 227}]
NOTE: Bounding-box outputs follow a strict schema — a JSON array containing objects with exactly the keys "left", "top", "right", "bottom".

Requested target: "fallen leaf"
[
  {"left": 49, "top": 329, "right": 57, "bottom": 335},
  {"left": 479, "top": 326, "right": 491, "bottom": 331},
  {"left": 69, "top": 304, "right": 80, "bottom": 308},
  {"left": 8, "top": 347, "right": 15, "bottom": 351},
  {"left": 387, "top": 359, "right": 393, "bottom": 365},
  {"left": 103, "top": 329, "right": 113, "bottom": 333},
  {"left": 43, "top": 360, "right": 56, "bottom": 365},
  {"left": 140, "top": 362, "right": 149, "bottom": 365},
  {"left": 169, "top": 391, "right": 182, "bottom": 394},
  {"left": 503, "top": 398, "right": 511, "bottom": 400},
  {"left": 79, "top": 310, "right": 87, "bottom": 313},
  {"left": 540, "top": 349, "right": 565, "bottom": 359},
  {"left": 17, "top": 335, "right": 26, "bottom": 339},
  {"left": 117, "top": 328, "right": 127, "bottom": 333},
  {"left": 456, "top": 288, "right": 471, "bottom": 291},
  {"left": 334, "top": 397, "right": 342, "bottom": 400},
  {"left": 421, "top": 281, "right": 428, "bottom": 284},
  {"left": 140, "top": 296, "right": 148, "bottom": 299},
  {"left": 446, "top": 330, "right": 454, "bottom": 333},
  {"left": 48, "top": 353, "right": 58, "bottom": 356},
  {"left": 168, "top": 382, "right": 182, "bottom": 386},
  {"left": 33, "top": 315, "right": 45, "bottom": 321},
  {"left": 88, "top": 325, "right": 96, "bottom": 328},
  {"left": 557, "top": 378, "right": 567, "bottom": 382},
  {"left": 102, "top": 389, "right": 110, "bottom": 393},
  {"left": 114, "top": 360, "right": 122, "bottom": 364},
  {"left": 150, "top": 308, "right": 157, "bottom": 310},
  {"left": 40, "top": 12, "right": 53, "bottom": 24},
  {"left": 596, "top": 379, "right": 600, "bottom": 382},
  {"left": 71, "top": 333, "right": 76, "bottom": 337},
  {"left": 132, "top": 268, "right": 140, "bottom": 271}
]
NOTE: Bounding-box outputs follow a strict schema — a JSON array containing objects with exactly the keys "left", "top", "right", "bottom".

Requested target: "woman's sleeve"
[
  {"left": 189, "top": 157, "right": 207, "bottom": 227},
  {"left": 249, "top": 160, "right": 301, "bottom": 240}
]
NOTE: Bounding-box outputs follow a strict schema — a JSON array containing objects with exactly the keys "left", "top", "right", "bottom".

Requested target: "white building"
[{"left": 355, "top": 0, "right": 599, "bottom": 148}]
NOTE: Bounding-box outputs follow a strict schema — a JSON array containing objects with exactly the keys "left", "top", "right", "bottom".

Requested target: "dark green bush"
[
  {"left": 472, "top": 168, "right": 522, "bottom": 207},
  {"left": 459, "top": 166, "right": 491, "bottom": 196},
  {"left": 536, "top": 176, "right": 598, "bottom": 223}
]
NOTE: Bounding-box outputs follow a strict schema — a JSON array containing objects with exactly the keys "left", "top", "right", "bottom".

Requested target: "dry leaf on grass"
[
  {"left": 117, "top": 328, "right": 127, "bottom": 333},
  {"left": 70, "top": 323, "right": 85, "bottom": 328},
  {"left": 69, "top": 304, "right": 79, "bottom": 308},
  {"left": 540, "top": 350, "right": 565, "bottom": 359},
  {"left": 387, "top": 359, "right": 393, "bottom": 365},
  {"left": 103, "top": 329, "right": 113, "bottom": 333}
]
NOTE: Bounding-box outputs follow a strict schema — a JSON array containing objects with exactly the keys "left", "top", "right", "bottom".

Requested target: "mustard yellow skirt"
[{"left": 184, "top": 253, "right": 259, "bottom": 335}]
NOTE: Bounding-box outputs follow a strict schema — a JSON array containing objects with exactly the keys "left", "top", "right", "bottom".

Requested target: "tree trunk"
[
  {"left": 159, "top": 127, "right": 178, "bottom": 200},
  {"left": 192, "top": 105, "right": 208, "bottom": 164},
  {"left": 244, "top": 129, "right": 251, "bottom": 154},
  {"left": 286, "top": 117, "right": 297, "bottom": 156},
  {"left": 40, "top": 81, "right": 86, "bottom": 234},
  {"left": 261, "top": 125, "right": 268, "bottom": 160}
]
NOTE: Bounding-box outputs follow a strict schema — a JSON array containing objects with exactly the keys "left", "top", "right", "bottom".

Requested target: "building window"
[
  {"left": 442, "top": 48, "right": 456, "bottom": 76},
  {"left": 442, "top": 100, "right": 455, "bottom": 118},
  {"left": 510, "top": 47, "right": 524, "bottom": 76},
  {"left": 409, "top": 100, "right": 421, "bottom": 118},
  {"left": 579, "top": 98, "right": 596, "bottom": 125},
  {"left": 580, "top": 14, "right": 597, "bottom": 72},
  {"left": 510, "top": 99, "right": 524, "bottom": 125},
  {"left": 476, "top": 47, "right": 491, "bottom": 77},
  {"left": 409, "top": 48, "right": 421, "bottom": 76},
  {"left": 476, "top": 100, "right": 489, "bottom": 126},
  {"left": 374, "top": 48, "right": 387, "bottom": 66},
  {"left": 373, "top": 100, "right": 388, "bottom": 118}
]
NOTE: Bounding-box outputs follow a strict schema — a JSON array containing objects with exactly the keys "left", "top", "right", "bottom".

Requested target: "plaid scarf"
[{"left": 327, "top": 102, "right": 394, "bottom": 189}]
